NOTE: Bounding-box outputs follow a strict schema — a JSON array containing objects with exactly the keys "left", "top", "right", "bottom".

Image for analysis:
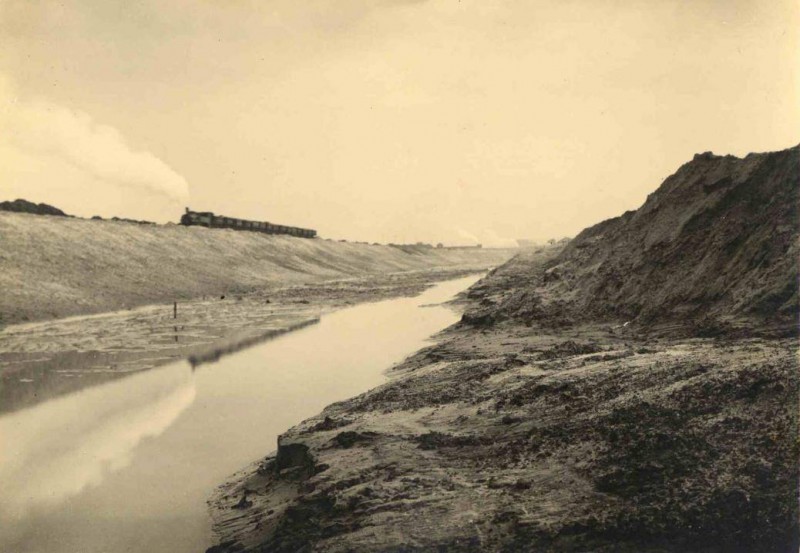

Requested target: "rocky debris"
[
  {"left": 537, "top": 340, "right": 602, "bottom": 359},
  {"left": 0, "top": 198, "right": 67, "bottom": 217},
  {"left": 330, "top": 431, "right": 379, "bottom": 449},
  {"left": 232, "top": 494, "right": 253, "bottom": 510},
  {"left": 275, "top": 442, "right": 316, "bottom": 480},
  {"left": 304, "top": 416, "right": 353, "bottom": 433},
  {"left": 459, "top": 307, "right": 496, "bottom": 327},
  {"left": 415, "top": 431, "right": 488, "bottom": 450}
]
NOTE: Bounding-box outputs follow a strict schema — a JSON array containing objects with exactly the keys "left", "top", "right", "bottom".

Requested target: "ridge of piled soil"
[{"left": 467, "top": 145, "right": 799, "bottom": 337}]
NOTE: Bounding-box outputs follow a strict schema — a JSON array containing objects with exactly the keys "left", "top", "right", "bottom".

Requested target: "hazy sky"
[{"left": 1, "top": 1, "right": 797, "bottom": 245}]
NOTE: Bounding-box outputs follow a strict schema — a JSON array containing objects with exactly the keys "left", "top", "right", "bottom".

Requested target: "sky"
[{"left": 0, "top": 0, "right": 798, "bottom": 246}]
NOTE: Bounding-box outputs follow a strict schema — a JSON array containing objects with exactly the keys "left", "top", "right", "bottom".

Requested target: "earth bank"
[
  {"left": 206, "top": 145, "right": 799, "bottom": 552},
  {"left": 0, "top": 210, "right": 513, "bottom": 326},
  {"left": 207, "top": 251, "right": 798, "bottom": 553}
]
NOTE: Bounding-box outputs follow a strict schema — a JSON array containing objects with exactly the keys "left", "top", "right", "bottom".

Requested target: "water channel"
[{"left": 0, "top": 275, "right": 480, "bottom": 553}]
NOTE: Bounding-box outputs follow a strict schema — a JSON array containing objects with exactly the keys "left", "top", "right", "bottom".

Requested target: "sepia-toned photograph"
[{"left": 0, "top": 1, "right": 797, "bottom": 552}]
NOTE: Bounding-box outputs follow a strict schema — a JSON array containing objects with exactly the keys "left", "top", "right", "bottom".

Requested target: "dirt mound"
[
  {"left": 472, "top": 145, "right": 799, "bottom": 336},
  {"left": 0, "top": 198, "right": 67, "bottom": 217}
]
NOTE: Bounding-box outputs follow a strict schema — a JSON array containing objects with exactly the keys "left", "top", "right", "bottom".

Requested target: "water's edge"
[{"left": 1, "top": 274, "right": 481, "bottom": 553}]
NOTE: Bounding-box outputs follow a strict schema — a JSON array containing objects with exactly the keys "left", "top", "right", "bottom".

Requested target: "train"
[{"left": 179, "top": 208, "right": 317, "bottom": 238}]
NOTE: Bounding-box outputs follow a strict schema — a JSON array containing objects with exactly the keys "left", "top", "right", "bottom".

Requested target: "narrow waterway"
[{"left": 0, "top": 275, "right": 479, "bottom": 553}]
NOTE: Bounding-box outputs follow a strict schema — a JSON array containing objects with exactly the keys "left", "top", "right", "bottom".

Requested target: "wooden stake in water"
[{"left": 173, "top": 301, "right": 177, "bottom": 319}]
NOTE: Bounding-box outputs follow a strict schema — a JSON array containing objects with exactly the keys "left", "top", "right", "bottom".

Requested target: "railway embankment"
[{"left": 0, "top": 212, "right": 514, "bottom": 326}]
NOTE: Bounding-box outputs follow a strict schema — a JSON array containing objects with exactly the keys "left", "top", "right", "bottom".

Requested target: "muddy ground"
[
  {"left": 0, "top": 268, "right": 483, "bottom": 415},
  {"left": 207, "top": 254, "right": 798, "bottom": 552}
]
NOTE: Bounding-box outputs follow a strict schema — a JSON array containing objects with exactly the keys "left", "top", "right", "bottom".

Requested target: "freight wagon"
[{"left": 180, "top": 208, "right": 317, "bottom": 238}]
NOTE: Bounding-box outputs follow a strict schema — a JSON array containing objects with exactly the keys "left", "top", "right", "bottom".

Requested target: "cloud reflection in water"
[{"left": 0, "top": 363, "right": 195, "bottom": 522}]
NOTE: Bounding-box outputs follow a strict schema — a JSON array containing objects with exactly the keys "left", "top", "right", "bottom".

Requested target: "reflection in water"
[
  {"left": 0, "top": 275, "right": 481, "bottom": 553},
  {"left": 188, "top": 317, "right": 320, "bottom": 368},
  {"left": 0, "top": 350, "right": 167, "bottom": 416},
  {"left": 0, "top": 364, "right": 195, "bottom": 525}
]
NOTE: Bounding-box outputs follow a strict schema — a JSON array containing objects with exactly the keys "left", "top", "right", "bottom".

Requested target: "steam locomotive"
[{"left": 180, "top": 208, "right": 317, "bottom": 238}]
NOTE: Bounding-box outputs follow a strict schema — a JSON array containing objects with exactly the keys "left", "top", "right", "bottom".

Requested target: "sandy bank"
[{"left": 0, "top": 211, "right": 514, "bottom": 325}]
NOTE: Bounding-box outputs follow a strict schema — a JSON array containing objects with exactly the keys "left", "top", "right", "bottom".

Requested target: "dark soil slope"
[
  {"left": 480, "top": 145, "right": 799, "bottom": 335},
  {"left": 206, "top": 146, "right": 799, "bottom": 553}
]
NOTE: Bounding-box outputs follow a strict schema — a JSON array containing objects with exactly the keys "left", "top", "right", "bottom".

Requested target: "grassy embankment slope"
[
  {"left": 0, "top": 213, "right": 513, "bottom": 325},
  {"left": 207, "top": 145, "right": 799, "bottom": 553}
]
